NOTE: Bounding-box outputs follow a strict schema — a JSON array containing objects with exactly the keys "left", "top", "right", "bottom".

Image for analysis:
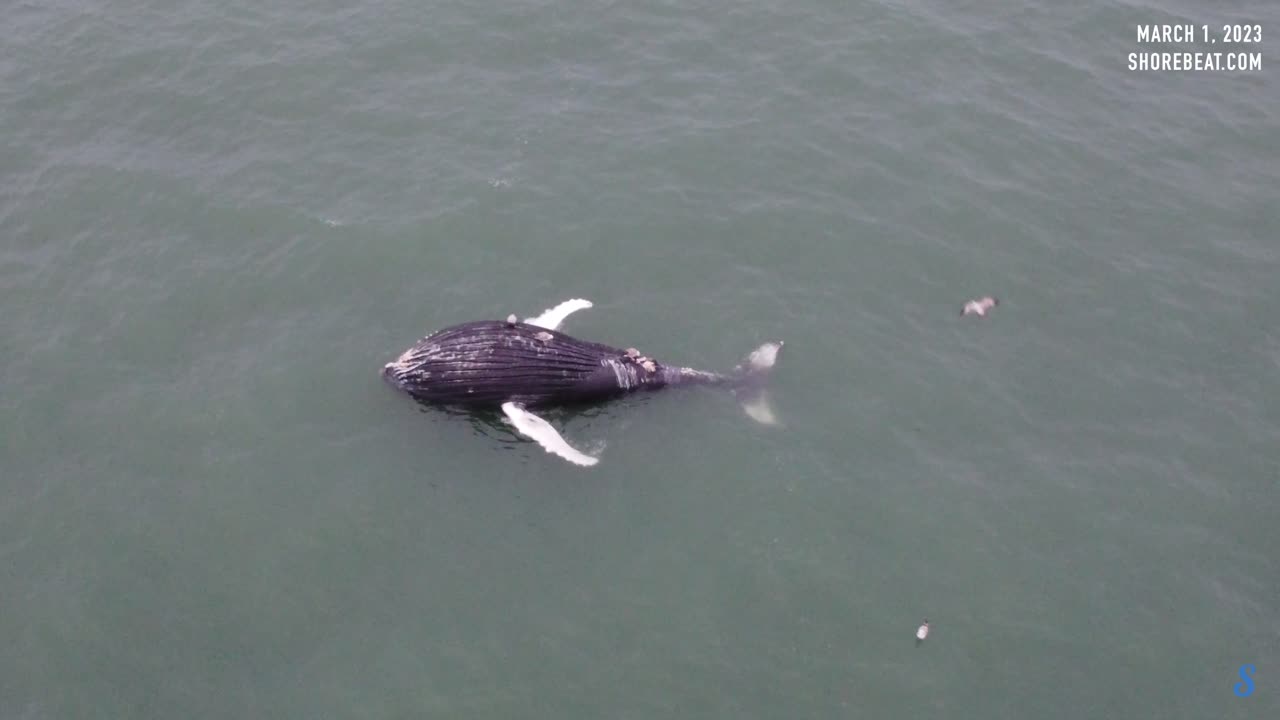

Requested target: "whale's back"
[{"left": 383, "top": 321, "right": 625, "bottom": 406}]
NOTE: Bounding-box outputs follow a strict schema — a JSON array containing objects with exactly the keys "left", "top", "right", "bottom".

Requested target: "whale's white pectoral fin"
[
  {"left": 524, "top": 298, "right": 593, "bottom": 331},
  {"left": 501, "top": 402, "right": 599, "bottom": 467}
]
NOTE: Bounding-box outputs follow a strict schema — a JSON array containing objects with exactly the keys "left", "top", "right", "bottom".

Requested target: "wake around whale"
[{"left": 382, "top": 299, "right": 783, "bottom": 466}]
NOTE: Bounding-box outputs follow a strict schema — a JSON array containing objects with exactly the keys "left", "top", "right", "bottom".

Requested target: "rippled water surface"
[{"left": 2, "top": 1, "right": 1277, "bottom": 718}]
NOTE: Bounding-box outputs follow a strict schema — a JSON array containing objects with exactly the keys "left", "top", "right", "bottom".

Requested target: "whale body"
[{"left": 382, "top": 299, "right": 782, "bottom": 466}]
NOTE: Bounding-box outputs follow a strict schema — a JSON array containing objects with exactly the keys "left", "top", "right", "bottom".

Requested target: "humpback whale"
[{"left": 382, "top": 299, "right": 783, "bottom": 466}]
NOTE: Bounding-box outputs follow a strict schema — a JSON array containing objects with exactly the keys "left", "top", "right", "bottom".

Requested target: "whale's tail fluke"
[
  {"left": 734, "top": 341, "right": 783, "bottom": 379},
  {"left": 730, "top": 341, "right": 783, "bottom": 426}
]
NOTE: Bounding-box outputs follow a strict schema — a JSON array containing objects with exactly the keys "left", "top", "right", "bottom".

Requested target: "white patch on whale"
[{"left": 605, "top": 358, "right": 636, "bottom": 390}]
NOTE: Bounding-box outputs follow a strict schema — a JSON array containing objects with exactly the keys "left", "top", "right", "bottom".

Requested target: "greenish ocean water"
[{"left": 2, "top": 1, "right": 1277, "bottom": 718}]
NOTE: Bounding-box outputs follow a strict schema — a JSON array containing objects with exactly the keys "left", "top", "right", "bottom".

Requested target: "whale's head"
[{"left": 382, "top": 349, "right": 429, "bottom": 387}]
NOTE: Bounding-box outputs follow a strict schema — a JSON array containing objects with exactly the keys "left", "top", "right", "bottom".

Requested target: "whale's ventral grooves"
[
  {"left": 382, "top": 301, "right": 785, "bottom": 466},
  {"left": 383, "top": 321, "right": 631, "bottom": 407}
]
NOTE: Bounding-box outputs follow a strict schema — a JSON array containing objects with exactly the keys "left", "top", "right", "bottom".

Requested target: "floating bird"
[
  {"left": 916, "top": 620, "right": 930, "bottom": 644},
  {"left": 961, "top": 297, "right": 998, "bottom": 317}
]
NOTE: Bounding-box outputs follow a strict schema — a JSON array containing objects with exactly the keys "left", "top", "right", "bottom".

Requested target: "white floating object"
[
  {"left": 916, "top": 620, "right": 930, "bottom": 641},
  {"left": 961, "top": 296, "right": 998, "bottom": 317}
]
